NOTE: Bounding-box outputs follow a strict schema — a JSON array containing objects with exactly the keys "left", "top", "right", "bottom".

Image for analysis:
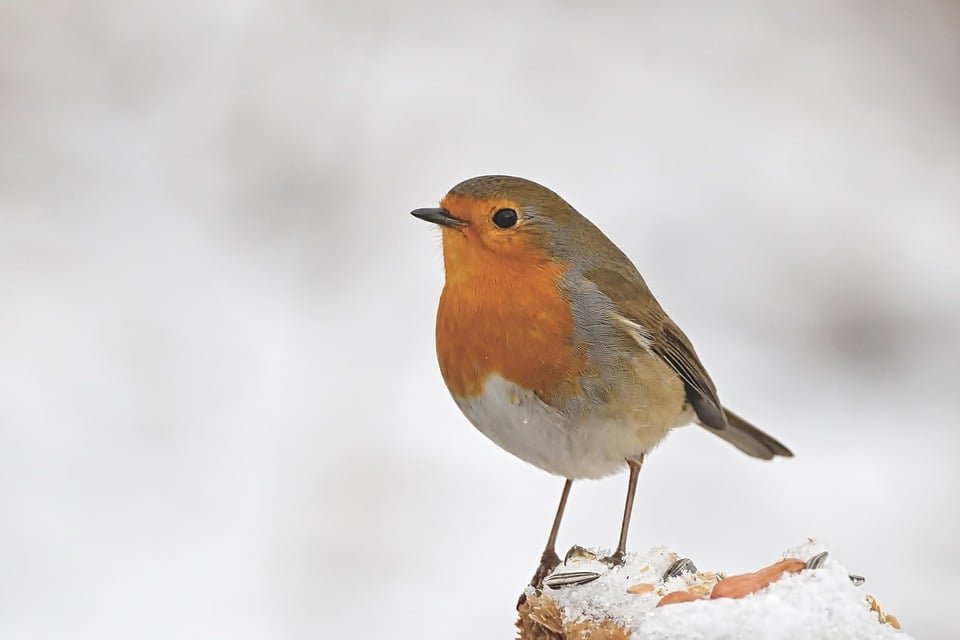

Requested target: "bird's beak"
[{"left": 410, "top": 207, "right": 467, "bottom": 229}]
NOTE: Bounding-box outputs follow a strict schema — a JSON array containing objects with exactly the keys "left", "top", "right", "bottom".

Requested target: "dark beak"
[{"left": 410, "top": 207, "right": 467, "bottom": 229}]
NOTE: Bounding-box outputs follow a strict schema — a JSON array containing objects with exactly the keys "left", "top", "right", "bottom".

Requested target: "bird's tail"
[{"left": 706, "top": 408, "right": 794, "bottom": 460}]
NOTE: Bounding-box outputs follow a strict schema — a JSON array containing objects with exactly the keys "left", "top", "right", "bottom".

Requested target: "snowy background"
[{"left": 1, "top": 1, "right": 958, "bottom": 638}]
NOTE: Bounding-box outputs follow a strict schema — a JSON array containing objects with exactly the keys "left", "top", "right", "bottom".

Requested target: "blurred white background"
[{"left": 1, "top": 1, "right": 958, "bottom": 638}]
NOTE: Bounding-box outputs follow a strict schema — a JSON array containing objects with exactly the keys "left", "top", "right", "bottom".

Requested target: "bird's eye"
[{"left": 492, "top": 208, "right": 518, "bottom": 229}]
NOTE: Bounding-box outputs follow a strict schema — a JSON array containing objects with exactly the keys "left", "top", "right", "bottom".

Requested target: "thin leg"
[
  {"left": 608, "top": 456, "right": 644, "bottom": 565},
  {"left": 544, "top": 478, "right": 572, "bottom": 556},
  {"left": 529, "top": 479, "right": 573, "bottom": 587}
]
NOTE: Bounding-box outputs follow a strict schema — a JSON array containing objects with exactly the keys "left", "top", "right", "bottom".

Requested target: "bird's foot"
[
  {"left": 517, "top": 548, "right": 561, "bottom": 609},
  {"left": 530, "top": 548, "right": 561, "bottom": 588},
  {"left": 600, "top": 550, "right": 626, "bottom": 568}
]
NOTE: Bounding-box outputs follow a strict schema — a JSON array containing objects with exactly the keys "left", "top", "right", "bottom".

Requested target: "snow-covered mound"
[{"left": 522, "top": 540, "right": 908, "bottom": 639}]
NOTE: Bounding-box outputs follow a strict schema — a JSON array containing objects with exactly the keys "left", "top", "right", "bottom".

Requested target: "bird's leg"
[
  {"left": 604, "top": 455, "right": 644, "bottom": 567},
  {"left": 529, "top": 478, "right": 573, "bottom": 588},
  {"left": 518, "top": 479, "right": 573, "bottom": 609}
]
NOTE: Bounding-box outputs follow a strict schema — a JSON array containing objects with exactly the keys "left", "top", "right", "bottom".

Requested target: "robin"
[{"left": 411, "top": 175, "right": 792, "bottom": 591}]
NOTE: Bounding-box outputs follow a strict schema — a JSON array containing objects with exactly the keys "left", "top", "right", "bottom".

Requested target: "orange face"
[
  {"left": 436, "top": 193, "right": 547, "bottom": 267},
  {"left": 431, "top": 194, "right": 586, "bottom": 403}
]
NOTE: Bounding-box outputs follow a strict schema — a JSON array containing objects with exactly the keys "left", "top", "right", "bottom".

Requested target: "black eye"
[{"left": 492, "top": 208, "right": 518, "bottom": 228}]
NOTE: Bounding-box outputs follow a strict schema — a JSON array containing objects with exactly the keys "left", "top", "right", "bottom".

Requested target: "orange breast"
[{"left": 435, "top": 230, "right": 587, "bottom": 404}]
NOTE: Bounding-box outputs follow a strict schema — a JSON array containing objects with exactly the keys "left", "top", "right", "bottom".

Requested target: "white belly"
[{"left": 453, "top": 374, "right": 692, "bottom": 479}]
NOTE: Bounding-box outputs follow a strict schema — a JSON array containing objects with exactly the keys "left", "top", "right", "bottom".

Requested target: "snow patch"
[{"left": 533, "top": 540, "right": 909, "bottom": 639}]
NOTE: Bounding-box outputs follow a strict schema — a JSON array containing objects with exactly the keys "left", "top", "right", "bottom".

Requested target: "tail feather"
[{"left": 704, "top": 408, "right": 794, "bottom": 460}]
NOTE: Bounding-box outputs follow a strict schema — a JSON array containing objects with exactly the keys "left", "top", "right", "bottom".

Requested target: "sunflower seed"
[
  {"left": 805, "top": 551, "right": 829, "bottom": 570},
  {"left": 662, "top": 557, "right": 698, "bottom": 581},
  {"left": 543, "top": 571, "right": 601, "bottom": 589}
]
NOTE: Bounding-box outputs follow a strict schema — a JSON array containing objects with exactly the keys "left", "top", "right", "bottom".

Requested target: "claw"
[
  {"left": 601, "top": 550, "right": 626, "bottom": 568},
  {"left": 518, "top": 548, "right": 563, "bottom": 610},
  {"left": 529, "top": 548, "right": 561, "bottom": 589}
]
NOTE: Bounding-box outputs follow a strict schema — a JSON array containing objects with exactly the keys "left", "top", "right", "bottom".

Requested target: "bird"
[{"left": 411, "top": 175, "right": 792, "bottom": 591}]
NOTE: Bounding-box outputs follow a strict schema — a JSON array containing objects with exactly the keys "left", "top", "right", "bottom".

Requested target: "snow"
[{"left": 532, "top": 541, "right": 910, "bottom": 639}]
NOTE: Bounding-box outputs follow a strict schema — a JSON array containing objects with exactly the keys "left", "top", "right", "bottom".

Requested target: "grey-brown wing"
[
  {"left": 648, "top": 318, "right": 728, "bottom": 430},
  {"left": 584, "top": 266, "right": 728, "bottom": 431}
]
